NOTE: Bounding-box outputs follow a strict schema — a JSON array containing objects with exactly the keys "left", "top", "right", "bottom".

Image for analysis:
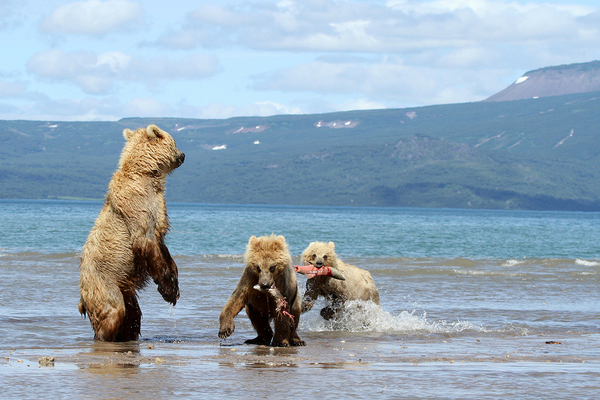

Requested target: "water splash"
[
  {"left": 169, "top": 304, "right": 177, "bottom": 332},
  {"left": 300, "top": 300, "right": 484, "bottom": 334}
]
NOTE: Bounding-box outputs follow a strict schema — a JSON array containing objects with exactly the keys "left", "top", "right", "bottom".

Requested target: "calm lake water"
[{"left": 1, "top": 200, "right": 599, "bottom": 399}]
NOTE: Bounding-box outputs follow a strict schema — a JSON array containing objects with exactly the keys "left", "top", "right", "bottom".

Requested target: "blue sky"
[{"left": 1, "top": 0, "right": 599, "bottom": 121}]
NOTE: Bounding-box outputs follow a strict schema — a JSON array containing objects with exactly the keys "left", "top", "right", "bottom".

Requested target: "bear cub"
[
  {"left": 219, "top": 235, "right": 305, "bottom": 347},
  {"left": 301, "top": 241, "right": 380, "bottom": 320}
]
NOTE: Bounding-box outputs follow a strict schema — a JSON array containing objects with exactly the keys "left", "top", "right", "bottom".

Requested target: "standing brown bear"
[
  {"left": 301, "top": 241, "right": 380, "bottom": 320},
  {"left": 78, "top": 124, "right": 185, "bottom": 342},
  {"left": 218, "top": 235, "right": 305, "bottom": 347}
]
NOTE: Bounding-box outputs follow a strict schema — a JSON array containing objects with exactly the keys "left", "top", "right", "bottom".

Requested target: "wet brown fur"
[
  {"left": 301, "top": 241, "right": 380, "bottom": 320},
  {"left": 218, "top": 235, "right": 305, "bottom": 347},
  {"left": 78, "top": 125, "right": 185, "bottom": 342}
]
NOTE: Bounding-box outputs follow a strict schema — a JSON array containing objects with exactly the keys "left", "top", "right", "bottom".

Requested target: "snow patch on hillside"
[
  {"left": 515, "top": 76, "right": 529, "bottom": 84},
  {"left": 315, "top": 120, "right": 359, "bottom": 129}
]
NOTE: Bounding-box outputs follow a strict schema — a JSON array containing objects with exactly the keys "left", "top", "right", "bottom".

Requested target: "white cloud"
[
  {"left": 386, "top": 0, "right": 596, "bottom": 18},
  {"left": 152, "top": 0, "right": 600, "bottom": 52},
  {"left": 148, "top": 29, "right": 210, "bottom": 50},
  {"left": 196, "top": 101, "right": 303, "bottom": 119},
  {"left": 40, "top": 0, "right": 143, "bottom": 35},
  {"left": 0, "top": 96, "right": 121, "bottom": 121},
  {"left": 336, "top": 98, "right": 386, "bottom": 112},
  {"left": 189, "top": 4, "right": 252, "bottom": 27},
  {"left": 0, "top": 0, "right": 25, "bottom": 31},
  {"left": 250, "top": 56, "right": 506, "bottom": 105},
  {"left": 0, "top": 94, "right": 175, "bottom": 121},
  {"left": 0, "top": 1, "right": 14, "bottom": 21},
  {"left": 121, "top": 97, "right": 172, "bottom": 117},
  {"left": 27, "top": 49, "right": 221, "bottom": 94},
  {"left": 5, "top": 0, "right": 600, "bottom": 122},
  {"left": 0, "top": 92, "right": 306, "bottom": 121},
  {"left": 0, "top": 80, "right": 26, "bottom": 97}
]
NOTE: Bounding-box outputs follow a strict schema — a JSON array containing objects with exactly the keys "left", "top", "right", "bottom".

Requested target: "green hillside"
[{"left": 2, "top": 91, "right": 600, "bottom": 210}]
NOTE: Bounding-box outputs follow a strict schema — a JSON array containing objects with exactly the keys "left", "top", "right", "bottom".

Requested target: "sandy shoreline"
[
  {"left": 3, "top": 333, "right": 599, "bottom": 399},
  {"left": 4, "top": 332, "right": 597, "bottom": 369}
]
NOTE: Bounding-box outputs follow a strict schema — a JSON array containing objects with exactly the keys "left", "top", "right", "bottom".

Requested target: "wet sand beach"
[{"left": 3, "top": 332, "right": 599, "bottom": 399}]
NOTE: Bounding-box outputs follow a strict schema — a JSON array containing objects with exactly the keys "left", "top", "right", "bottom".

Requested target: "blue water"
[
  {"left": 2, "top": 199, "right": 600, "bottom": 259},
  {"left": 1, "top": 199, "right": 599, "bottom": 399}
]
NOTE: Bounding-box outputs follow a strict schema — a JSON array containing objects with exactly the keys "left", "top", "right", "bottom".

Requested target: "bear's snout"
[
  {"left": 259, "top": 282, "right": 272, "bottom": 290},
  {"left": 175, "top": 152, "right": 185, "bottom": 167}
]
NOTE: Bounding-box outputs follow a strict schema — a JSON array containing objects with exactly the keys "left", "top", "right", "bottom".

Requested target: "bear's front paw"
[
  {"left": 290, "top": 338, "right": 306, "bottom": 347},
  {"left": 320, "top": 306, "right": 336, "bottom": 321},
  {"left": 271, "top": 338, "right": 290, "bottom": 347},
  {"left": 158, "top": 275, "right": 180, "bottom": 305},
  {"left": 218, "top": 320, "right": 235, "bottom": 338}
]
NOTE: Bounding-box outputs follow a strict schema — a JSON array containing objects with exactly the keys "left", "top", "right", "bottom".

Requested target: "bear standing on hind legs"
[
  {"left": 301, "top": 241, "right": 380, "bottom": 320},
  {"left": 218, "top": 235, "right": 305, "bottom": 347},
  {"left": 78, "top": 125, "right": 185, "bottom": 342}
]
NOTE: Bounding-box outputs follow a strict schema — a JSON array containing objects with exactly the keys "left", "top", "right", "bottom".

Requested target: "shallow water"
[{"left": 1, "top": 200, "right": 599, "bottom": 398}]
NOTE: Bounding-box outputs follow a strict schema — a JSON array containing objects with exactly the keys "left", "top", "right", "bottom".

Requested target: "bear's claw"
[
  {"left": 218, "top": 319, "right": 235, "bottom": 338},
  {"left": 158, "top": 275, "right": 179, "bottom": 305}
]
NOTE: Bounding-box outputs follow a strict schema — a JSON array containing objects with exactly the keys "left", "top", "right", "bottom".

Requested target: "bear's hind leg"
[
  {"left": 81, "top": 279, "right": 126, "bottom": 342},
  {"left": 115, "top": 294, "right": 142, "bottom": 342},
  {"left": 92, "top": 305, "right": 126, "bottom": 342},
  {"left": 244, "top": 303, "right": 273, "bottom": 345}
]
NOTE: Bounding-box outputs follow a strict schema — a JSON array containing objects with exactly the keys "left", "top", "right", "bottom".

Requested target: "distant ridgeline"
[
  {"left": 2, "top": 68, "right": 600, "bottom": 211},
  {"left": 486, "top": 60, "right": 600, "bottom": 102}
]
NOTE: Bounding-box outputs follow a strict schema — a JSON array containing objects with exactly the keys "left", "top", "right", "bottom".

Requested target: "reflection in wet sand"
[{"left": 216, "top": 343, "right": 303, "bottom": 368}]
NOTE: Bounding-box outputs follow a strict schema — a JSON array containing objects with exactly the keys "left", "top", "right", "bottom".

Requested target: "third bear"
[{"left": 300, "top": 241, "right": 380, "bottom": 320}]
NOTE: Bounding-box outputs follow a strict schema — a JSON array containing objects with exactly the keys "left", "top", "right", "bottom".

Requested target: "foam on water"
[
  {"left": 300, "top": 300, "right": 484, "bottom": 334},
  {"left": 503, "top": 259, "right": 525, "bottom": 267},
  {"left": 575, "top": 258, "right": 600, "bottom": 267},
  {"left": 451, "top": 268, "right": 521, "bottom": 277},
  {"left": 209, "top": 254, "right": 245, "bottom": 262}
]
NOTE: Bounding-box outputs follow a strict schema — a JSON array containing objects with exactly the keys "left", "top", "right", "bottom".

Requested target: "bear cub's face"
[
  {"left": 250, "top": 260, "right": 287, "bottom": 290},
  {"left": 301, "top": 241, "right": 337, "bottom": 269},
  {"left": 245, "top": 235, "right": 291, "bottom": 290}
]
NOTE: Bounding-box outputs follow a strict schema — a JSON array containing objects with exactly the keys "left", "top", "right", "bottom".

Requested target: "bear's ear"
[
  {"left": 275, "top": 235, "right": 286, "bottom": 246},
  {"left": 123, "top": 128, "right": 135, "bottom": 141},
  {"left": 248, "top": 236, "right": 258, "bottom": 246},
  {"left": 327, "top": 241, "right": 335, "bottom": 250},
  {"left": 146, "top": 125, "right": 165, "bottom": 140}
]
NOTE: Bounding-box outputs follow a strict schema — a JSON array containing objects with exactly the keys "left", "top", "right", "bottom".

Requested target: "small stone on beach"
[{"left": 39, "top": 356, "right": 55, "bottom": 367}]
